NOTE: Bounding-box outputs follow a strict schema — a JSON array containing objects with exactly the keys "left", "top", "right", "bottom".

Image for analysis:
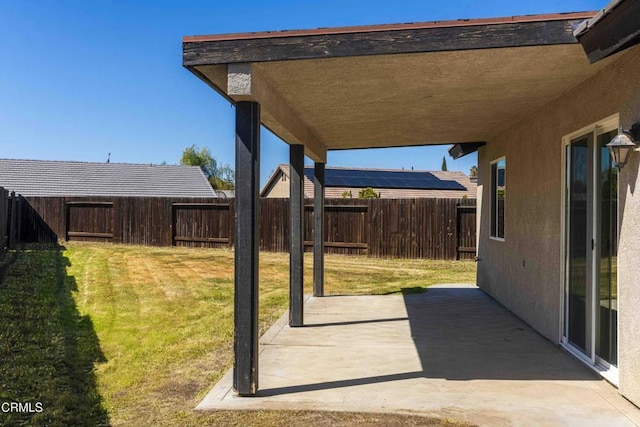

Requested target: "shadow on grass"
[{"left": 0, "top": 243, "right": 109, "bottom": 426}]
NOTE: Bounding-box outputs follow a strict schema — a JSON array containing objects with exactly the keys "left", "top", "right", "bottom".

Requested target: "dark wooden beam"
[
  {"left": 233, "top": 101, "right": 261, "bottom": 396},
  {"left": 304, "top": 241, "right": 368, "bottom": 250},
  {"left": 67, "top": 232, "right": 114, "bottom": 239},
  {"left": 304, "top": 204, "right": 368, "bottom": 212},
  {"left": 313, "top": 162, "right": 325, "bottom": 297},
  {"left": 289, "top": 144, "right": 305, "bottom": 327},
  {"left": 184, "top": 19, "right": 586, "bottom": 66},
  {"left": 172, "top": 203, "right": 231, "bottom": 209},
  {"left": 575, "top": 0, "right": 640, "bottom": 63},
  {"left": 174, "top": 236, "right": 230, "bottom": 244},
  {"left": 65, "top": 201, "right": 114, "bottom": 207}
]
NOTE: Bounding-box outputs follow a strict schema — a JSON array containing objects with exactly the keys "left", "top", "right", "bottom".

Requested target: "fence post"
[
  {"left": 16, "top": 195, "right": 23, "bottom": 244},
  {"left": 64, "top": 201, "right": 69, "bottom": 241},
  {"left": 0, "top": 189, "right": 6, "bottom": 253},
  {"left": 169, "top": 200, "right": 175, "bottom": 247},
  {"left": 8, "top": 191, "right": 17, "bottom": 250}
]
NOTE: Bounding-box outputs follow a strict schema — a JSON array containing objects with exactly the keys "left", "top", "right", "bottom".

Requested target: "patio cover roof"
[{"left": 183, "top": 12, "right": 610, "bottom": 163}]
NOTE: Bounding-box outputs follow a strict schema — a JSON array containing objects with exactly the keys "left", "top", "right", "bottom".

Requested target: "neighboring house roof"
[
  {"left": 0, "top": 158, "right": 217, "bottom": 198},
  {"left": 261, "top": 164, "right": 476, "bottom": 199}
]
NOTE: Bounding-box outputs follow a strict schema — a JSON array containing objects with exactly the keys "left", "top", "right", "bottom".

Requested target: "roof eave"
[
  {"left": 184, "top": 12, "right": 595, "bottom": 44},
  {"left": 183, "top": 12, "right": 595, "bottom": 67},
  {"left": 448, "top": 142, "right": 487, "bottom": 160},
  {"left": 575, "top": 0, "right": 640, "bottom": 63}
]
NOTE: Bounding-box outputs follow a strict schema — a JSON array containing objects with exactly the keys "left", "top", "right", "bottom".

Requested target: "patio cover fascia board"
[
  {"left": 574, "top": 0, "right": 640, "bottom": 63},
  {"left": 183, "top": 12, "right": 595, "bottom": 65}
]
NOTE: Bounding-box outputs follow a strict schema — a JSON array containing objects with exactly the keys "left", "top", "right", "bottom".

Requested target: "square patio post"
[
  {"left": 313, "top": 162, "right": 325, "bottom": 297},
  {"left": 289, "top": 144, "right": 305, "bottom": 327},
  {"left": 233, "top": 101, "right": 260, "bottom": 396}
]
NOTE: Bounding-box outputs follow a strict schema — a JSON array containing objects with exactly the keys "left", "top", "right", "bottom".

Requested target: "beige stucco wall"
[
  {"left": 477, "top": 44, "right": 640, "bottom": 406},
  {"left": 616, "top": 45, "right": 640, "bottom": 408}
]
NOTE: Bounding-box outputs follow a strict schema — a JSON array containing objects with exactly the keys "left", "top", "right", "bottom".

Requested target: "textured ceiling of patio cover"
[{"left": 185, "top": 13, "right": 615, "bottom": 160}]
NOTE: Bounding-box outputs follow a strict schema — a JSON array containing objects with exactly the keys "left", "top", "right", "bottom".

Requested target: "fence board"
[
  {"left": 173, "top": 202, "right": 232, "bottom": 248},
  {"left": 67, "top": 201, "right": 114, "bottom": 242},
  {"left": 8, "top": 192, "right": 18, "bottom": 250},
  {"left": 457, "top": 199, "right": 477, "bottom": 260},
  {"left": 0, "top": 188, "right": 8, "bottom": 253}
]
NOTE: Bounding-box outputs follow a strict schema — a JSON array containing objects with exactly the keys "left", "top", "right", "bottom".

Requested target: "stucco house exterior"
[
  {"left": 475, "top": 2, "right": 640, "bottom": 404},
  {"left": 183, "top": 0, "right": 640, "bottom": 406},
  {"left": 261, "top": 164, "right": 477, "bottom": 199}
]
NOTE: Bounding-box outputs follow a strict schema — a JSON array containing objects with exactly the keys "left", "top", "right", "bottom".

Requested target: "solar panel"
[
  {"left": 303, "top": 169, "right": 314, "bottom": 181},
  {"left": 303, "top": 167, "right": 466, "bottom": 191},
  {"left": 333, "top": 177, "right": 347, "bottom": 186}
]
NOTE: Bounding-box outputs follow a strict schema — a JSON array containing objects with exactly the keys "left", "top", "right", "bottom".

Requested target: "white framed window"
[{"left": 490, "top": 157, "right": 506, "bottom": 240}]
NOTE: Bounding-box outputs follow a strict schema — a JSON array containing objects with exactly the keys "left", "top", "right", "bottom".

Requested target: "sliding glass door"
[
  {"left": 596, "top": 130, "right": 618, "bottom": 366},
  {"left": 566, "top": 134, "right": 590, "bottom": 353},
  {"left": 564, "top": 122, "right": 618, "bottom": 373}
]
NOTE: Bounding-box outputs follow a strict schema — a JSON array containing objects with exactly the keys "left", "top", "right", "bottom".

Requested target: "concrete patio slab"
[{"left": 197, "top": 284, "right": 640, "bottom": 426}]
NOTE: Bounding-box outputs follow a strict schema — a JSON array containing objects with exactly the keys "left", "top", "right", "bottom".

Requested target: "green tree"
[
  {"left": 470, "top": 165, "right": 478, "bottom": 178},
  {"left": 441, "top": 156, "right": 448, "bottom": 171},
  {"left": 357, "top": 187, "right": 380, "bottom": 199},
  {"left": 179, "top": 145, "right": 235, "bottom": 190}
]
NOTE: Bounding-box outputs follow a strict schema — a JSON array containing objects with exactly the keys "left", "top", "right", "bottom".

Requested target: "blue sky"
[{"left": 0, "top": 0, "right": 606, "bottom": 186}]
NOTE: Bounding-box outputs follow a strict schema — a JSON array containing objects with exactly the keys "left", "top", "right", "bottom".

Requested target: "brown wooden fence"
[{"left": 18, "top": 196, "right": 476, "bottom": 260}]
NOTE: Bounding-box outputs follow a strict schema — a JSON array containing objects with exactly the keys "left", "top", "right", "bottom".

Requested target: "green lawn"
[{"left": 0, "top": 243, "right": 476, "bottom": 426}]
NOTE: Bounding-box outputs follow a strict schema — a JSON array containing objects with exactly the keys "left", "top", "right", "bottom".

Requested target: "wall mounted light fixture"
[{"left": 607, "top": 123, "right": 640, "bottom": 170}]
